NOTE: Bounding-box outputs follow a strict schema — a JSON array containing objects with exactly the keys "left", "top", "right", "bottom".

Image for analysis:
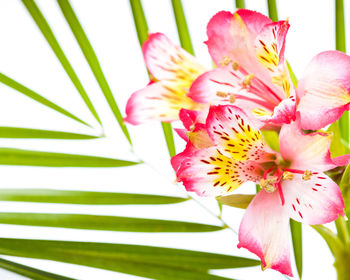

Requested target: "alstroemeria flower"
[
  {"left": 124, "top": 33, "right": 206, "bottom": 125},
  {"left": 172, "top": 105, "right": 347, "bottom": 276},
  {"left": 188, "top": 9, "right": 296, "bottom": 128},
  {"left": 297, "top": 50, "right": 350, "bottom": 130}
]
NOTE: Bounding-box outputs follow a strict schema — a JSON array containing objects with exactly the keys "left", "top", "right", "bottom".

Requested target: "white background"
[{"left": 0, "top": 0, "right": 348, "bottom": 279}]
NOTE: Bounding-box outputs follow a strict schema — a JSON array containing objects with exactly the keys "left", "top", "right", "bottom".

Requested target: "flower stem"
[
  {"left": 267, "top": 0, "right": 278, "bottom": 22},
  {"left": 335, "top": 0, "right": 349, "bottom": 145},
  {"left": 235, "top": 0, "right": 245, "bottom": 9},
  {"left": 335, "top": 216, "right": 350, "bottom": 245},
  {"left": 171, "top": 0, "right": 194, "bottom": 55}
]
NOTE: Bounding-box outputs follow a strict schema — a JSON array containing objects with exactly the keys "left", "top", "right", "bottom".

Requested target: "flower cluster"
[{"left": 125, "top": 9, "right": 350, "bottom": 276}]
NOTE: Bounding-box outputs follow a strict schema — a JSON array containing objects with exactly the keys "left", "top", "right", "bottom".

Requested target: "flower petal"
[
  {"left": 283, "top": 172, "right": 344, "bottom": 225},
  {"left": 174, "top": 145, "right": 262, "bottom": 197},
  {"left": 238, "top": 190, "right": 293, "bottom": 276},
  {"left": 279, "top": 120, "right": 338, "bottom": 172},
  {"left": 125, "top": 81, "right": 200, "bottom": 124},
  {"left": 143, "top": 33, "right": 205, "bottom": 82},
  {"left": 254, "top": 21, "right": 290, "bottom": 72},
  {"left": 297, "top": 51, "right": 350, "bottom": 130},
  {"left": 206, "top": 105, "right": 273, "bottom": 162}
]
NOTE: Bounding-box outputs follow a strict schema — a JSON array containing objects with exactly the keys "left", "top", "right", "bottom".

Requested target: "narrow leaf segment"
[
  {"left": 57, "top": 0, "right": 132, "bottom": 144},
  {"left": 0, "top": 238, "right": 260, "bottom": 280},
  {"left": 0, "top": 189, "right": 187, "bottom": 205},
  {"left": 0, "top": 148, "right": 140, "bottom": 167},
  {"left": 21, "top": 0, "right": 102, "bottom": 126},
  {"left": 0, "top": 73, "right": 88, "bottom": 126},
  {"left": 0, "top": 212, "right": 224, "bottom": 233}
]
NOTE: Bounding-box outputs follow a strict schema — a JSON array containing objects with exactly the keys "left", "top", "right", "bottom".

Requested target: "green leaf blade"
[
  {"left": 171, "top": 0, "right": 194, "bottom": 55},
  {"left": 0, "top": 213, "right": 225, "bottom": 233},
  {"left": 0, "top": 238, "right": 260, "bottom": 279},
  {"left": 161, "top": 122, "right": 176, "bottom": 157},
  {"left": 235, "top": 0, "right": 245, "bottom": 9},
  {"left": 0, "top": 73, "right": 88, "bottom": 127},
  {"left": 0, "top": 148, "right": 140, "bottom": 167},
  {"left": 129, "top": 0, "right": 149, "bottom": 45},
  {"left": 57, "top": 0, "right": 131, "bottom": 144},
  {"left": 290, "top": 220, "right": 303, "bottom": 279},
  {"left": 0, "top": 189, "right": 187, "bottom": 205},
  {"left": 335, "top": 0, "right": 348, "bottom": 145},
  {"left": 22, "top": 0, "right": 102, "bottom": 126},
  {"left": 217, "top": 194, "right": 254, "bottom": 209},
  {"left": 0, "top": 257, "right": 74, "bottom": 280},
  {"left": 267, "top": 0, "right": 278, "bottom": 22},
  {"left": 0, "top": 127, "right": 99, "bottom": 140}
]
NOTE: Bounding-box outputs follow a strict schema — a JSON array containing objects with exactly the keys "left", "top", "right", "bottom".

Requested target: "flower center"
[{"left": 260, "top": 167, "right": 314, "bottom": 205}]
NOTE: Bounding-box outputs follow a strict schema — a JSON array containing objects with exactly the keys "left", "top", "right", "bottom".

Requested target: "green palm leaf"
[
  {"left": 0, "top": 257, "right": 74, "bottom": 280},
  {"left": 0, "top": 127, "right": 99, "bottom": 139},
  {"left": 57, "top": 0, "right": 131, "bottom": 144},
  {"left": 0, "top": 212, "right": 225, "bottom": 233},
  {"left": 0, "top": 73, "right": 89, "bottom": 127},
  {"left": 0, "top": 148, "right": 140, "bottom": 167},
  {"left": 0, "top": 189, "right": 187, "bottom": 205},
  {"left": 21, "top": 0, "right": 102, "bottom": 126},
  {"left": 0, "top": 238, "right": 259, "bottom": 280}
]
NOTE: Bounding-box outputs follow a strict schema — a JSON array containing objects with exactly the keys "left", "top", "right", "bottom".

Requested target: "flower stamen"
[
  {"left": 302, "top": 170, "right": 313, "bottom": 181},
  {"left": 242, "top": 74, "right": 254, "bottom": 87}
]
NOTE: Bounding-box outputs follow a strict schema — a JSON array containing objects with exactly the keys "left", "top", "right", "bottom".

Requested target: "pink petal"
[
  {"left": 283, "top": 172, "right": 344, "bottom": 225},
  {"left": 206, "top": 105, "right": 274, "bottom": 162},
  {"left": 174, "top": 128, "right": 188, "bottom": 142},
  {"left": 238, "top": 190, "right": 293, "bottom": 276},
  {"left": 179, "top": 108, "right": 207, "bottom": 130},
  {"left": 143, "top": 33, "right": 205, "bottom": 82},
  {"left": 125, "top": 81, "right": 203, "bottom": 124},
  {"left": 257, "top": 95, "right": 296, "bottom": 125},
  {"left": 297, "top": 51, "right": 350, "bottom": 130},
  {"left": 236, "top": 9, "right": 272, "bottom": 35},
  {"left": 279, "top": 120, "right": 334, "bottom": 172},
  {"left": 174, "top": 145, "right": 262, "bottom": 197},
  {"left": 254, "top": 21, "right": 289, "bottom": 72},
  {"left": 189, "top": 66, "right": 279, "bottom": 110}
]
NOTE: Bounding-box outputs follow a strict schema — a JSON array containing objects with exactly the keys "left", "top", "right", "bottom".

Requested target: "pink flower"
[
  {"left": 297, "top": 50, "right": 350, "bottom": 130},
  {"left": 188, "top": 10, "right": 296, "bottom": 128},
  {"left": 124, "top": 33, "right": 206, "bottom": 125},
  {"left": 172, "top": 104, "right": 347, "bottom": 276}
]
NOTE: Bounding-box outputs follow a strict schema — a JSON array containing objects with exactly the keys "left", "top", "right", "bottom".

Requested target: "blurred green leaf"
[
  {"left": 0, "top": 213, "right": 224, "bottom": 233},
  {"left": 57, "top": 0, "right": 131, "bottom": 144},
  {"left": 290, "top": 220, "right": 303, "bottom": 279},
  {"left": 217, "top": 194, "right": 254, "bottom": 209},
  {"left": 340, "top": 163, "right": 350, "bottom": 211},
  {"left": 328, "top": 122, "right": 350, "bottom": 158},
  {"left": 0, "top": 238, "right": 259, "bottom": 279},
  {"left": 0, "top": 148, "right": 140, "bottom": 167},
  {"left": 129, "top": 0, "right": 149, "bottom": 45},
  {"left": 335, "top": 0, "right": 349, "bottom": 146},
  {"left": 22, "top": 0, "right": 102, "bottom": 126},
  {"left": 235, "top": 0, "right": 245, "bottom": 8},
  {"left": 267, "top": 0, "right": 278, "bottom": 22},
  {"left": 161, "top": 122, "right": 176, "bottom": 157},
  {"left": 0, "top": 73, "right": 88, "bottom": 127},
  {"left": 0, "top": 257, "right": 73, "bottom": 280},
  {"left": 0, "top": 189, "right": 187, "bottom": 205},
  {"left": 261, "top": 130, "right": 280, "bottom": 152},
  {"left": 0, "top": 127, "right": 99, "bottom": 140},
  {"left": 286, "top": 61, "right": 298, "bottom": 88},
  {"left": 312, "top": 225, "right": 342, "bottom": 257},
  {"left": 171, "top": 0, "right": 194, "bottom": 55}
]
